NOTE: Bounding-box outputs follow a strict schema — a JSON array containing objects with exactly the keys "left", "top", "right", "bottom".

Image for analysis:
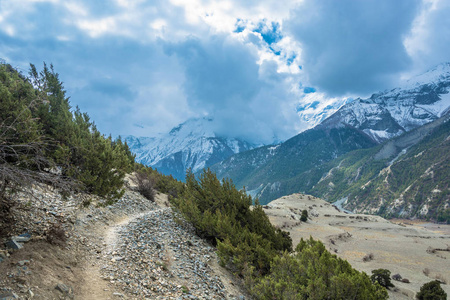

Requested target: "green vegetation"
[
  {"left": 371, "top": 269, "right": 394, "bottom": 289},
  {"left": 0, "top": 62, "right": 135, "bottom": 202},
  {"left": 29, "top": 63, "right": 136, "bottom": 200},
  {"left": 300, "top": 209, "right": 308, "bottom": 222},
  {"left": 251, "top": 238, "right": 387, "bottom": 300},
  {"left": 173, "top": 169, "right": 388, "bottom": 299},
  {"left": 416, "top": 280, "right": 447, "bottom": 300},
  {"left": 172, "top": 169, "right": 292, "bottom": 275}
]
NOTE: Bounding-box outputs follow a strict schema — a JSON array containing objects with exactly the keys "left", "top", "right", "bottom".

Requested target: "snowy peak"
[
  {"left": 321, "top": 63, "right": 450, "bottom": 142},
  {"left": 297, "top": 96, "right": 354, "bottom": 129},
  {"left": 168, "top": 117, "right": 215, "bottom": 138},
  {"left": 402, "top": 62, "right": 450, "bottom": 90},
  {"left": 126, "top": 118, "right": 258, "bottom": 180}
]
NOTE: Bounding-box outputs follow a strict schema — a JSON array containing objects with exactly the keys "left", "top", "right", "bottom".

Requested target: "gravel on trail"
[{"left": 100, "top": 208, "right": 245, "bottom": 299}]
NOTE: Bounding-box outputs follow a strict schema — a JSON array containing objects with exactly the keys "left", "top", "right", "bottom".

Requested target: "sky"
[{"left": 1, "top": 0, "right": 449, "bottom": 144}]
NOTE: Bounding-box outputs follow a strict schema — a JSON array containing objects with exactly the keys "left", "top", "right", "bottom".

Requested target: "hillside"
[
  {"left": 210, "top": 125, "right": 377, "bottom": 201},
  {"left": 0, "top": 182, "right": 247, "bottom": 299},
  {"left": 309, "top": 113, "right": 450, "bottom": 221}
]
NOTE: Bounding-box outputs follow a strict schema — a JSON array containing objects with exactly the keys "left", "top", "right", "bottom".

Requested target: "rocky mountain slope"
[
  {"left": 210, "top": 63, "right": 450, "bottom": 211},
  {"left": 126, "top": 118, "right": 258, "bottom": 180},
  {"left": 321, "top": 62, "right": 450, "bottom": 143},
  {"left": 210, "top": 125, "right": 377, "bottom": 202},
  {"left": 278, "top": 113, "right": 450, "bottom": 221}
]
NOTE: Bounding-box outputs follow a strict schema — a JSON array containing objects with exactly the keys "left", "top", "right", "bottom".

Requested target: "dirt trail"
[
  {"left": 78, "top": 209, "right": 162, "bottom": 299},
  {"left": 1, "top": 189, "right": 248, "bottom": 299}
]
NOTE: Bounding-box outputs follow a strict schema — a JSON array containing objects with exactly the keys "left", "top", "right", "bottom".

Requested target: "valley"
[{"left": 264, "top": 193, "right": 450, "bottom": 299}]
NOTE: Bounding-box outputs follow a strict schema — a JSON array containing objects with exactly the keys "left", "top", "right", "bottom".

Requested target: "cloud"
[
  {"left": 405, "top": 0, "right": 450, "bottom": 74},
  {"left": 2, "top": 0, "right": 448, "bottom": 147},
  {"left": 285, "top": 0, "right": 422, "bottom": 96},
  {"left": 164, "top": 35, "right": 300, "bottom": 144}
]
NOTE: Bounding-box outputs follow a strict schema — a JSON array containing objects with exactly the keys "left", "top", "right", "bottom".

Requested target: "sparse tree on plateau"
[
  {"left": 371, "top": 269, "right": 394, "bottom": 289},
  {"left": 301, "top": 209, "right": 308, "bottom": 222}
]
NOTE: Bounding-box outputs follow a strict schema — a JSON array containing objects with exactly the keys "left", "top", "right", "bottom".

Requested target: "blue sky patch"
[
  {"left": 303, "top": 87, "right": 316, "bottom": 94},
  {"left": 254, "top": 21, "right": 282, "bottom": 45}
]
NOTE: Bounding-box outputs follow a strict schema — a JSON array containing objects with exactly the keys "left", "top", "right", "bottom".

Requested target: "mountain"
[
  {"left": 126, "top": 118, "right": 258, "bottom": 180},
  {"left": 296, "top": 96, "right": 354, "bottom": 129},
  {"left": 321, "top": 62, "right": 450, "bottom": 142},
  {"left": 304, "top": 113, "right": 450, "bottom": 222},
  {"left": 210, "top": 63, "right": 450, "bottom": 208},
  {"left": 210, "top": 124, "right": 377, "bottom": 202}
]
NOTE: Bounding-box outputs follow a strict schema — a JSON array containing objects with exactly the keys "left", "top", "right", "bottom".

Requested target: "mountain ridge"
[{"left": 126, "top": 118, "right": 259, "bottom": 180}]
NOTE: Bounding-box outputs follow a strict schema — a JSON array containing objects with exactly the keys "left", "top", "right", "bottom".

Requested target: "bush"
[
  {"left": 392, "top": 273, "right": 402, "bottom": 281},
  {"left": 173, "top": 169, "right": 292, "bottom": 276},
  {"left": 363, "top": 253, "right": 374, "bottom": 262},
  {"left": 371, "top": 269, "right": 394, "bottom": 289},
  {"left": 416, "top": 280, "right": 447, "bottom": 300},
  {"left": 134, "top": 164, "right": 184, "bottom": 200},
  {"left": 251, "top": 238, "right": 388, "bottom": 300},
  {"left": 300, "top": 209, "right": 308, "bottom": 222},
  {"left": 134, "top": 170, "right": 156, "bottom": 201},
  {"left": 174, "top": 169, "right": 387, "bottom": 300}
]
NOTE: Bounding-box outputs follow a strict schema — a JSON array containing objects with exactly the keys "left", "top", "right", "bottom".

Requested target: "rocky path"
[
  {"left": 1, "top": 187, "right": 248, "bottom": 299},
  {"left": 80, "top": 207, "right": 247, "bottom": 300}
]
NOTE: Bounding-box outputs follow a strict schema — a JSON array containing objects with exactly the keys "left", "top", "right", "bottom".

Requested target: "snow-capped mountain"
[
  {"left": 126, "top": 118, "right": 259, "bottom": 180},
  {"left": 296, "top": 95, "right": 354, "bottom": 129},
  {"left": 321, "top": 62, "right": 450, "bottom": 142}
]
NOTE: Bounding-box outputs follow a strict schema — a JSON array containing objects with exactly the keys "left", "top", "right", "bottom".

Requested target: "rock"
[
  {"left": 14, "top": 233, "right": 32, "bottom": 242},
  {"left": 0, "top": 292, "right": 19, "bottom": 300},
  {"left": 5, "top": 240, "right": 23, "bottom": 250},
  {"left": 55, "top": 283, "right": 72, "bottom": 294},
  {"left": 17, "top": 260, "right": 30, "bottom": 266},
  {"left": 15, "top": 277, "right": 27, "bottom": 285}
]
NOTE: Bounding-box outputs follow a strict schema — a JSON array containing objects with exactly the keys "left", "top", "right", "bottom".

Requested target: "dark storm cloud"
[{"left": 285, "top": 0, "right": 422, "bottom": 96}]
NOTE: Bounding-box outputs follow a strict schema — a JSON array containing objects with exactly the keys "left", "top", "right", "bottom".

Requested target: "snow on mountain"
[
  {"left": 125, "top": 118, "right": 259, "bottom": 180},
  {"left": 296, "top": 93, "right": 354, "bottom": 129},
  {"left": 321, "top": 62, "right": 450, "bottom": 142}
]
